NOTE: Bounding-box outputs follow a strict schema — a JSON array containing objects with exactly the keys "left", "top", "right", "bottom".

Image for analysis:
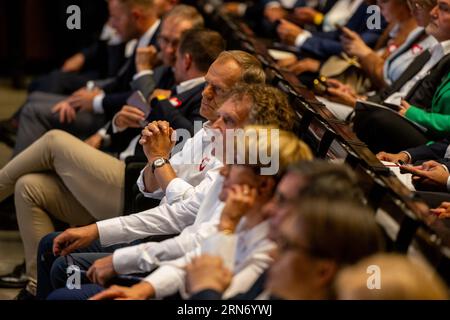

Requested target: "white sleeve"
[
  {"left": 295, "top": 30, "right": 313, "bottom": 48},
  {"left": 136, "top": 166, "right": 165, "bottom": 200},
  {"left": 112, "top": 220, "right": 220, "bottom": 274},
  {"left": 92, "top": 92, "right": 105, "bottom": 114},
  {"left": 96, "top": 188, "right": 206, "bottom": 247}
]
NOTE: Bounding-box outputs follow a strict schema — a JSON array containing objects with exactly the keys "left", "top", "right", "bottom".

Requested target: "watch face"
[{"left": 154, "top": 158, "right": 165, "bottom": 166}]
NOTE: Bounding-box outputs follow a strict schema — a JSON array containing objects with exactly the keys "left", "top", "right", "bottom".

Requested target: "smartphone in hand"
[{"left": 127, "top": 90, "right": 151, "bottom": 119}]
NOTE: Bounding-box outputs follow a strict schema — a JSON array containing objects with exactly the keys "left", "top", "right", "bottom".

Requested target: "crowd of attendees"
[{"left": 0, "top": 0, "right": 449, "bottom": 300}]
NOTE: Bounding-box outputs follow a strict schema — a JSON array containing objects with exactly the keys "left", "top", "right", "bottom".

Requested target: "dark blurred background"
[{"left": 0, "top": 0, "right": 109, "bottom": 88}]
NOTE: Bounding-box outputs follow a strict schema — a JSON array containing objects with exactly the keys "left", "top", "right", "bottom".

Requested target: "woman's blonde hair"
[
  {"left": 235, "top": 125, "right": 313, "bottom": 177},
  {"left": 335, "top": 253, "right": 449, "bottom": 300}
]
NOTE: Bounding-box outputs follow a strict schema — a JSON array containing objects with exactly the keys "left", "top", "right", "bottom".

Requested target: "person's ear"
[
  {"left": 257, "top": 176, "right": 276, "bottom": 198},
  {"left": 184, "top": 53, "right": 193, "bottom": 71},
  {"left": 316, "top": 259, "right": 338, "bottom": 288}
]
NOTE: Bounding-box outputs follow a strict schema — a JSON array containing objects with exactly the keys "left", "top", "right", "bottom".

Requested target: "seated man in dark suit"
[
  {"left": 11, "top": 0, "right": 162, "bottom": 157},
  {"left": 84, "top": 4, "right": 204, "bottom": 149},
  {"left": 275, "top": 0, "right": 385, "bottom": 62}
]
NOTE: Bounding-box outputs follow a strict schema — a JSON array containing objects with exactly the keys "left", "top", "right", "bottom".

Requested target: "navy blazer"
[
  {"left": 101, "top": 23, "right": 161, "bottom": 120},
  {"left": 299, "top": 2, "right": 386, "bottom": 60},
  {"left": 406, "top": 140, "right": 450, "bottom": 164},
  {"left": 110, "top": 82, "right": 206, "bottom": 156}
]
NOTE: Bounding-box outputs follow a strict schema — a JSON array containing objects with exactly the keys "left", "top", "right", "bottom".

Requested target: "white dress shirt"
[
  {"left": 385, "top": 39, "right": 450, "bottom": 105},
  {"left": 92, "top": 19, "right": 161, "bottom": 114},
  {"left": 108, "top": 174, "right": 225, "bottom": 275},
  {"left": 384, "top": 28, "right": 437, "bottom": 86},
  {"left": 136, "top": 121, "right": 223, "bottom": 205},
  {"left": 141, "top": 220, "right": 275, "bottom": 299},
  {"left": 116, "top": 76, "right": 206, "bottom": 160}
]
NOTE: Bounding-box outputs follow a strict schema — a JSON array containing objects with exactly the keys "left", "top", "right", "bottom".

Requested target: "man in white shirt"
[
  {"left": 48, "top": 126, "right": 313, "bottom": 300},
  {"left": 39, "top": 85, "right": 298, "bottom": 299}
]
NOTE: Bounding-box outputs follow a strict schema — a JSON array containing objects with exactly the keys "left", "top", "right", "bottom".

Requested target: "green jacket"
[{"left": 405, "top": 72, "right": 450, "bottom": 137}]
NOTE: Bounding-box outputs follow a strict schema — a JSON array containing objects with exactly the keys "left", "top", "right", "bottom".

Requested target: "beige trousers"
[{"left": 0, "top": 130, "right": 125, "bottom": 286}]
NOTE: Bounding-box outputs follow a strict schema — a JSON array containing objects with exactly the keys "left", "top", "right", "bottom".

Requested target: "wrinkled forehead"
[{"left": 206, "top": 57, "right": 242, "bottom": 87}]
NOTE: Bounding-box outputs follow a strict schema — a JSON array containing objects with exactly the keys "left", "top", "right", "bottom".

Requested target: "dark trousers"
[{"left": 36, "top": 232, "right": 134, "bottom": 300}]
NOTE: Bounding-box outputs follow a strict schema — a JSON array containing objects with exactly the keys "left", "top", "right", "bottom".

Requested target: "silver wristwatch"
[{"left": 151, "top": 158, "right": 169, "bottom": 173}]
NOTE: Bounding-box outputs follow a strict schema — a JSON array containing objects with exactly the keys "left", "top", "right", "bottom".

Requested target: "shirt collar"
[
  {"left": 440, "top": 39, "right": 450, "bottom": 55},
  {"left": 137, "top": 19, "right": 161, "bottom": 48},
  {"left": 175, "top": 76, "right": 205, "bottom": 95}
]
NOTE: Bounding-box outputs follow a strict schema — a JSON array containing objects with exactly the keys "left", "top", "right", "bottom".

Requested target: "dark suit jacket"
[
  {"left": 111, "top": 82, "right": 206, "bottom": 156},
  {"left": 101, "top": 23, "right": 161, "bottom": 120},
  {"left": 130, "top": 65, "right": 175, "bottom": 100},
  {"left": 406, "top": 140, "right": 450, "bottom": 163},
  {"left": 299, "top": 2, "right": 386, "bottom": 60}
]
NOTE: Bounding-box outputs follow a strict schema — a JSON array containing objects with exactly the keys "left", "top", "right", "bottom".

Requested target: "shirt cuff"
[
  {"left": 143, "top": 265, "right": 185, "bottom": 299},
  {"left": 165, "top": 177, "right": 195, "bottom": 205},
  {"left": 136, "top": 166, "right": 165, "bottom": 199},
  {"left": 93, "top": 92, "right": 105, "bottom": 114},
  {"left": 446, "top": 175, "right": 450, "bottom": 192},
  {"left": 96, "top": 219, "right": 124, "bottom": 247},
  {"left": 400, "top": 151, "right": 412, "bottom": 163},
  {"left": 113, "top": 244, "right": 158, "bottom": 275},
  {"left": 295, "top": 30, "right": 312, "bottom": 48},
  {"left": 133, "top": 70, "right": 153, "bottom": 81},
  {"left": 111, "top": 113, "right": 127, "bottom": 133}
]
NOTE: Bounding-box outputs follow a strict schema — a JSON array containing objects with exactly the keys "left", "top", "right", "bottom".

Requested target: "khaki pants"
[{"left": 0, "top": 130, "right": 125, "bottom": 287}]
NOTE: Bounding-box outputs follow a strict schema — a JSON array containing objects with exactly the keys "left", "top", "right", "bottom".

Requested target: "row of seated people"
[
  {"left": 225, "top": 1, "right": 450, "bottom": 219},
  {"left": 0, "top": 0, "right": 447, "bottom": 299}
]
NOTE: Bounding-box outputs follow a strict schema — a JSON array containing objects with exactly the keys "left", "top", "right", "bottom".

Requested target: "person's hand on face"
[
  {"left": 52, "top": 100, "right": 77, "bottom": 123},
  {"left": 89, "top": 282, "right": 154, "bottom": 300},
  {"left": 86, "top": 255, "right": 117, "bottom": 287},
  {"left": 185, "top": 255, "right": 233, "bottom": 295},
  {"left": 139, "top": 121, "right": 175, "bottom": 163},
  {"left": 52, "top": 224, "right": 99, "bottom": 256},
  {"left": 430, "top": 201, "right": 450, "bottom": 219},
  {"left": 220, "top": 184, "right": 258, "bottom": 232},
  {"left": 114, "top": 105, "right": 146, "bottom": 130},
  {"left": 67, "top": 87, "right": 102, "bottom": 112},
  {"left": 277, "top": 19, "right": 303, "bottom": 46},
  {"left": 135, "top": 45, "right": 158, "bottom": 73},
  {"left": 403, "top": 160, "right": 450, "bottom": 191}
]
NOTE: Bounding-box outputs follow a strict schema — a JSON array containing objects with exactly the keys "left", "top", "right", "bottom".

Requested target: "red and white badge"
[
  {"left": 199, "top": 157, "right": 210, "bottom": 171},
  {"left": 169, "top": 97, "right": 182, "bottom": 108}
]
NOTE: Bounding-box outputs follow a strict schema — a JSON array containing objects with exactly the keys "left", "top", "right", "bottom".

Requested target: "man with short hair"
[{"left": 13, "top": 0, "right": 161, "bottom": 156}]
